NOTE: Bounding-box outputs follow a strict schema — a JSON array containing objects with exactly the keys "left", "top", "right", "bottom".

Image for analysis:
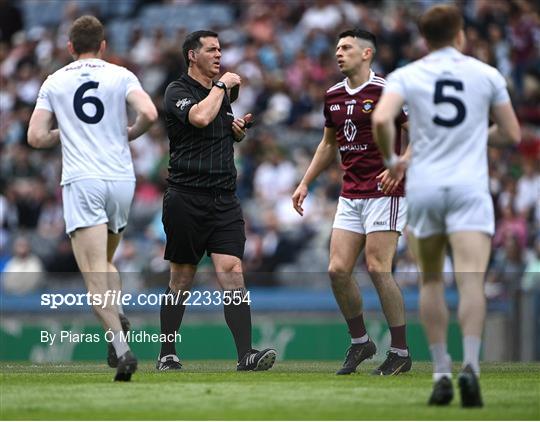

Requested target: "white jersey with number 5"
[
  {"left": 384, "top": 47, "right": 510, "bottom": 191},
  {"left": 35, "top": 58, "right": 142, "bottom": 185}
]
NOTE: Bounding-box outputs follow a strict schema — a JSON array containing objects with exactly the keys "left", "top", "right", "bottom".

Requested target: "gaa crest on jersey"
[
  {"left": 176, "top": 98, "right": 191, "bottom": 110},
  {"left": 330, "top": 104, "right": 340, "bottom": 111},
  {"left": 362, "top": 99, "right": 374, "bottom": 113}
]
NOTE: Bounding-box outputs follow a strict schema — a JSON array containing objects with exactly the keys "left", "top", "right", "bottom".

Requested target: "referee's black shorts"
[{"left": 162, "top": 186, "right": 246, "bottom": 265}]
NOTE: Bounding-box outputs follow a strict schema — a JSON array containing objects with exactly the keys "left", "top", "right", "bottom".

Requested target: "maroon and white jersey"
[{"left": 324, "top": 70, "right": 407, "bottom": 199}]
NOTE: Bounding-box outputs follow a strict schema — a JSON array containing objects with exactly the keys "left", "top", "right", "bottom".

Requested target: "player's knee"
[
  {"left": 328, "top": 262, "right": 351, "bottom": 283},
  {"left": 365, "top": 255, "right": 390, "bottom": 275}
]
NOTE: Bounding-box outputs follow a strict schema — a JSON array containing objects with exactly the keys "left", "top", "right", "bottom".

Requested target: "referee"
[{"left": 157, "top": 30, "right": 277, "bottom": 371}]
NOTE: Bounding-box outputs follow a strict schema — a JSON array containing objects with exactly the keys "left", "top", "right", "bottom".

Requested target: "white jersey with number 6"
[
  {"left": 35, "top": 58, "right": 142, "bottom": 185},
  {"left": 383, "top": 47, "right": 510, "bottom": 192}
]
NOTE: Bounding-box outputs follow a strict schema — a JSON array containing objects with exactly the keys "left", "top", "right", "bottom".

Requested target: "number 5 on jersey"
[
  {"left": 74, "top": 81, "right": 104, "bottom": 124},
  {"left": 433, "top": 79, "right": 466, "bottom": 127}
]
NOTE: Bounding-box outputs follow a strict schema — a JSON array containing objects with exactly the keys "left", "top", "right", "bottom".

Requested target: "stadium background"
[{"left": 0, "top": 0, "right": 539, "bottom": 364}]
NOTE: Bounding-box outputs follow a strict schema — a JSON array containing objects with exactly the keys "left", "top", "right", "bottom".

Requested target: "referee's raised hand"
[
  {"left": 232, "top": 113, "right": 253, "bottom": 142},
  {"left": 219, "top": 72, "right": 241, "bottom": 89}
]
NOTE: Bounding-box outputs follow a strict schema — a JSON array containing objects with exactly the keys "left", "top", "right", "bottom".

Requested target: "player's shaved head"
[
  {"left": 338, "top": 29, "right": 377, "bottom": 54},
  {"left": 69, "top": 15, "right": 104, "bottom": 55},
  {"left": 419, "top": 4, "right": 463, "bottom": 49}
]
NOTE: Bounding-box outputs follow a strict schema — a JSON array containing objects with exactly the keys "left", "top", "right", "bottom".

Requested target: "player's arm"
[
  {"left": 372, "top": 92, "right": 406, "bottom": 176},
  {"left": 377, "top": 122, "right": 411, "bottom": 194},
  {"left": 400, "top": 121, "right": 411, "bottom": 160},
  {"left": 292, "top": 127, "right": 337, "bottom": 216},
  {"left": 189, "top": 72, "right": 240, "bottom": 128},
  {"left": 126, "top": 89, "right": 158, "bottom": 141},
  {"left": 488, "top": 102, "right": 521, "bottom": 147},
  {"left": 27, "top": 109, "right": 60, "bottom": 149}
]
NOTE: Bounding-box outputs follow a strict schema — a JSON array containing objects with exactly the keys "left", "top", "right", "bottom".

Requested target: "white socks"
[
  {"left": 463, "top": 335, "right": 481, "bottom": 376},
  {"left": 351, "top": 334, "right": 369, "bottom": 344},
  {"left": 112, "top": 331, "right": 130, "bottom": 357},
  {"left": 430, "top": 337, "right": 482, "bottom": 381},
  {"left": 390, "top": 347, "right": 409, "bottom": 357},
  {"left": 430, "top": 342, "right": 452, "bottom": 381}
]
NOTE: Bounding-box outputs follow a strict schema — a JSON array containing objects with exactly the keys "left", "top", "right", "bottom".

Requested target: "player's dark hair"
[
  {"left": 69, "top": 15, "right": 104, "bottom": 55},
  {"left": 338, "top": 28, "right": 377, "bottom": 51},
  {"left": 419, "top": 4, "right": 463, "bottom": 49},
  {"left": 182, "top": 30, "right": 219, "bottom": 67}
]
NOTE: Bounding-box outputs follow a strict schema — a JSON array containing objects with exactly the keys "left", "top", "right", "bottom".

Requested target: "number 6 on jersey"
[{"left": 74, "top": 81, "right": 104, "bottom": 124}]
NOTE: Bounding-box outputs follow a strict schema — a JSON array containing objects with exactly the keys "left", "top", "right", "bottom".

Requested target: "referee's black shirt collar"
[{"left": 181, "top": 73, "right": 211, "bottom": 91}]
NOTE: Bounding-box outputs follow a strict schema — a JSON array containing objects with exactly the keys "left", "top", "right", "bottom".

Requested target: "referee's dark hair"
[
  {"left": 182, "top": 30, "right": 219, "bottom": 67},
  {"left": 338, "top": 28, "right": 377, "bottom": 53}
]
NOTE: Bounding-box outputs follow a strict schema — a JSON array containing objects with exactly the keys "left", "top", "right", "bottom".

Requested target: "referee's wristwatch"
[{"left": 213, "top": 80, "right": 227, "bottom": 91}]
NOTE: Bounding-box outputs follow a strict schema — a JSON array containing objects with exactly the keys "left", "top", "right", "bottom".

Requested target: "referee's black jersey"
[{"left": 163, "top": 73, "right": 237, "bottom": 191}]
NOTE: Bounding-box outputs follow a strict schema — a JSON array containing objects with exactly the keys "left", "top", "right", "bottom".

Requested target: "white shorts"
[
  {"left": 407, "top": 185, "right": 494, "bottom": 238},
  {"left": 62, "top": 179, "right": 135, "bottom": 235},
  {"left": 333, "top": 196, "right": 407, "bottom": 235}
]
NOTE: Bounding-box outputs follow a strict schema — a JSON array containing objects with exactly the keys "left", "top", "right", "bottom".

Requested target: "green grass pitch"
[{"left": 1, "top": 361, "right": 539, "bottom": 420}]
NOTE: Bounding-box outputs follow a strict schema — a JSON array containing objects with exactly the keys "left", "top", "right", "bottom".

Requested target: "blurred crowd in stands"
[{"left": 1, "top": 0, "right": 539, "bottom": 300}]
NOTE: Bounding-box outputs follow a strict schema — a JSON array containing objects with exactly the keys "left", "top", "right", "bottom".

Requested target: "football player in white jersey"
[
  {"left": 27, "top": 15, "right": 158, "bottom": 381},
  {"left": 372, "top": 4, "right": 520, "bottom": 408}
]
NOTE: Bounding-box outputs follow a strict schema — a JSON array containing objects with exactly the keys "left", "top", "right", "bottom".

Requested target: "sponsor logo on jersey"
[
  {"left": 339, "top": 144, "right": 368, "bottom": 152},
  {"left": 330, "top": 104, "right": 340, "bottom": 111},
  {"left": 373, "top": 221, "right": 386, "bottom": 226},
  {"left": 362, "top": 99, "right": 374, "bottom": 113},
  {"left": 176, "top": 98, "right": 192, "bottom": 110},
  {"left": 343, "top": 119, "right": 357, "bottom": 143},
  {"left": 345, "top": 99, "right": 357, "bottom": 105}
]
